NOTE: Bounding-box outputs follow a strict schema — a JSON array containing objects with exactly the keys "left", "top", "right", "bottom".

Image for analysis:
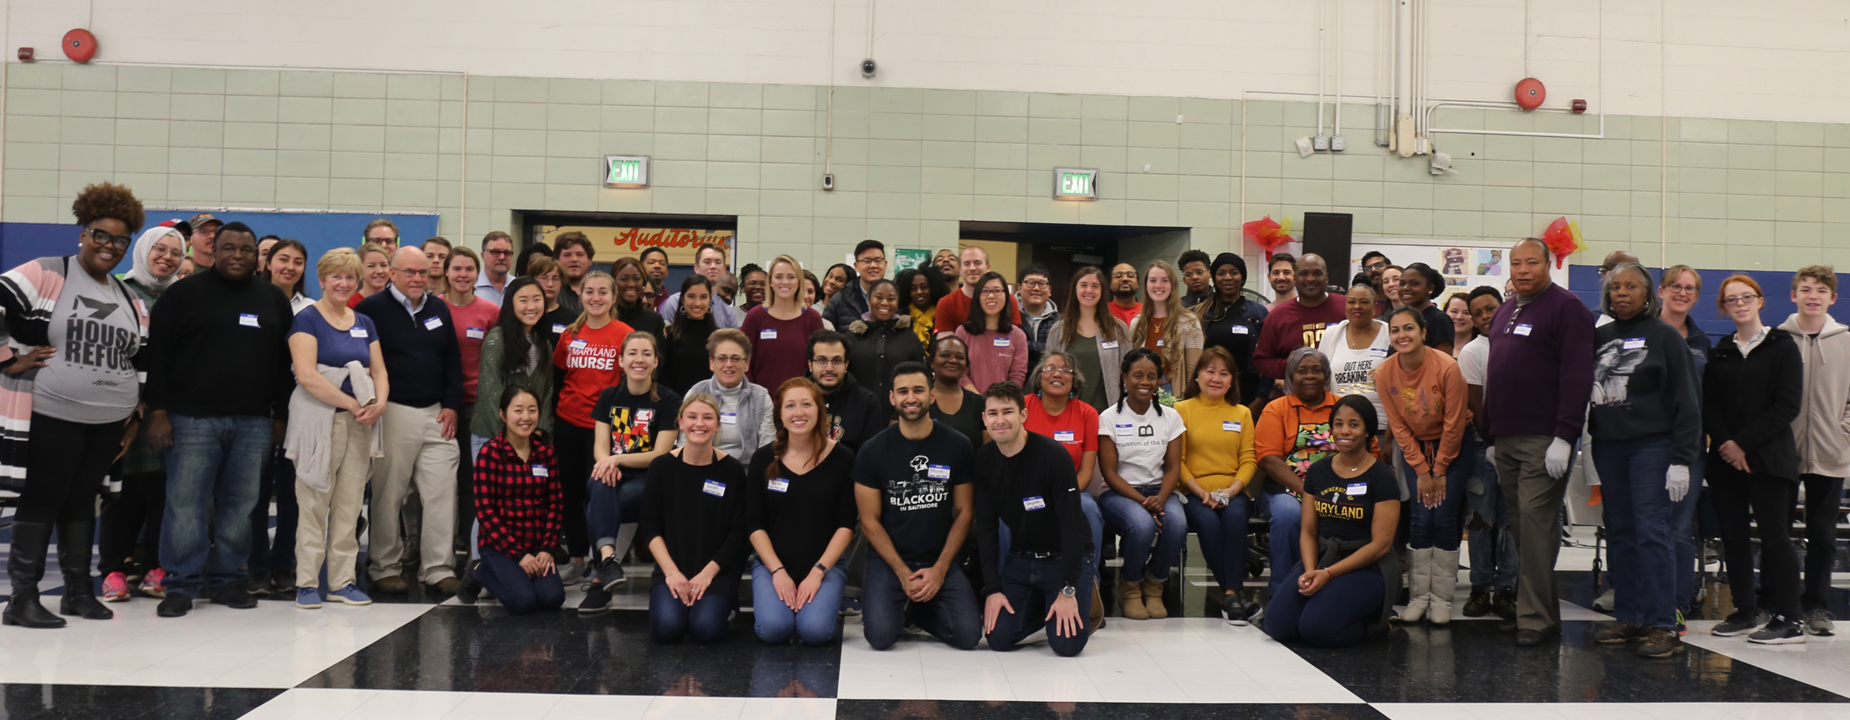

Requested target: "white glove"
[
  {"left": 1544, "top": 438, "right": 1572, "bottom": 479},
  {"left": 1666, "top": 465, "right": 1690, "bottom": 503}
]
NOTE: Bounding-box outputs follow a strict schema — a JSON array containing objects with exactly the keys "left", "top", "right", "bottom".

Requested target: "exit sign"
[
  {"left": 1054, "top": 168, "right": 1098, "bottom": 200},
  {"left": 604, "top": 155, "right": 650, "bottom": 188}
]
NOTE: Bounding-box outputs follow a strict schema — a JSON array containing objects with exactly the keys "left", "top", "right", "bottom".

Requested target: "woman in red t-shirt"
[
  {"left": 740, "top": 255, "right": 824, "bottom": 391},
  {"left": 550, "top": 271, "right": 634, "bottom": 570},
  {"left": 1022, "top": 349, "right": 1105, "bottom": 628}
]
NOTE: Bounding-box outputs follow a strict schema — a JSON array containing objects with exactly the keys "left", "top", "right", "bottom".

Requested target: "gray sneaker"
[
  {"left": 1806, "top": 608, "right": 1836, "bottom": 636},
  {"left": 1711, "top": 609, "right": 1770, "bottom": 637}
]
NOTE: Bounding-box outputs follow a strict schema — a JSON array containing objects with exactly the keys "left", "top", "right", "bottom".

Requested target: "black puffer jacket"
[{"left": 847, "top": 313, "right": 925, "bottom": 403}]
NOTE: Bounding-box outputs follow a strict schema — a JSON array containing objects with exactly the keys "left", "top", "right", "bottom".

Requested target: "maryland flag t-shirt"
[{"left": 592, "top": 384, "right": 682, "bottom": 482}]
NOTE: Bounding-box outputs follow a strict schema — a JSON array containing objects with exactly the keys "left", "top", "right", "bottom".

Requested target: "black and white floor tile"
[{"left": 7, "top": 525, "right": 1850, "bottom": 719}]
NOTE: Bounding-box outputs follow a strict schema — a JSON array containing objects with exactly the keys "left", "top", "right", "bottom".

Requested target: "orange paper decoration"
[
  {"left": 1541, "top": 216, "right": 1585, "bottom": 269},
  {"left": 1244, "top": 216, "right": 1295, "bottom": 262}
]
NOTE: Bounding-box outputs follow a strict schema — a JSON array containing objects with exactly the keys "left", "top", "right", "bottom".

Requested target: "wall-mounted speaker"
[{"left": 1302, "top": 212, "right": 1354, "bottom": 283}]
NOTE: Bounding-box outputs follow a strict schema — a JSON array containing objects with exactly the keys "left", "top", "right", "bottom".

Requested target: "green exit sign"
[
  {"left": 1054, "top": 168, "right": 1098, "bottom": 200},
  {"left": 604, "top": 155, "right": 650, "bottom": 188}
]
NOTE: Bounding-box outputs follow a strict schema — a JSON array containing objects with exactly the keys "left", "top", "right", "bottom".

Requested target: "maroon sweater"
[{"left": 1252, "top": 293, "right": 1347, "bottom": 380}]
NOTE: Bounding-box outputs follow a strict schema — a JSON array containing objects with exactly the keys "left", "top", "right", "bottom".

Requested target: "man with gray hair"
[
  {"left": 1484, "top": 237, "right": 1594, "bottom": 646},
  {"left": 1253, "top": 346, "right": 1340, "bottom": 603},
  {"left": 355, "top": 246, "right": 465, "bottom": 595}
]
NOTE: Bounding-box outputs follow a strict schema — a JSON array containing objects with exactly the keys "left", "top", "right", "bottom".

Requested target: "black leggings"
[
  {"left": 1711, "top": 462, "right": 1802, "bottom": 620},
  {"left": 20, "top": 414, "right": 119, "bottom": 524},
  {"left": 552, "top": 421, "right": 594, "bottom": 557},
  {"left": 98, "top": 471, "right": 165, "bottom": 575}
]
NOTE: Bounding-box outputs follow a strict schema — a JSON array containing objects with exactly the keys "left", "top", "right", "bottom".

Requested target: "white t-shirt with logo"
[
  {"left": 1318, "top": 319, "right": 1390, "bottom": 421},
  {"left": 1097, "top": 401, "right": 1187, "bottom": 487}
]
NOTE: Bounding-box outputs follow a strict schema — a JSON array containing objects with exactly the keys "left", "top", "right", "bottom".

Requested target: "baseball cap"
[
  {"left": 159, "top": 219, "right": 194, "bottom": 238},
  {"left": 188, "top": 212, "right": 223, "bottom": 229}
]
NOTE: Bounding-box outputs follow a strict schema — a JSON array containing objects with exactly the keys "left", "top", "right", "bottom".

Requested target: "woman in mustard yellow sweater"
[{"left": 1175, "top": 346, "right": 1260, "bottom": 625}]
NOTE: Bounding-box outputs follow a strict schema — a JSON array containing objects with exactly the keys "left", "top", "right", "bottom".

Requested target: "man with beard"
[
  {"left": 854, "top": 361, "right": 980, "bottom": 651},
  {"left": 934, "top": 249, "right": 960, "bottom": 283},
  {"left": 639, "top": 246, "right": 670, "bottom": 309},
  {"left": 660, "top": 243, "right": 742, "bottom": 328},
  {"left": 1267, "top": 253, "right": 1298, "bottom": 310},
  {"left": 554, "top": 231, "right": 595, "bottom": 317},
  {"left": 1107, "top": 263, "right": 1143, "bottom": 327},
  {"left": 932, "top": 246, "right": 1020, "bottom": 336},
  {"left": 1178, "top": 250, "right": 1214, "bottom": 308},
  {"left": 808, "top": 330, "right": 891, "bottom": 452},
  {"left": 475, "top": 232, "right": 515, "bottom": 306}
]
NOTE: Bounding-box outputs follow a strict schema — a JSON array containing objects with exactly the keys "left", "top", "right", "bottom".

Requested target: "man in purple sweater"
[{"left": 1484, "top": 238, "right": 1594, "bottom": 647}]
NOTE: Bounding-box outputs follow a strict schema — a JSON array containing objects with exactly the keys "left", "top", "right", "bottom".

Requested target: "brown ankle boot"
[
  {"left": 1141, "top": 577, "right": 1169, "bottom": 619},
  {"left": 1119, "top": 581, "right": 1149, "bottom": 620},
  {"left": 1089, "top": 578, "right": 1105, "bottom": 632}
]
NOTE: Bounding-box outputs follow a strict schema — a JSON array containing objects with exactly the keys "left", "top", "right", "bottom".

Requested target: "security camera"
[{"left": 861, "top": 58, "right": 877, "bottom": 78}]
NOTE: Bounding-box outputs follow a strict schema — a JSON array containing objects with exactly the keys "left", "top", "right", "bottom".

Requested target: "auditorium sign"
[{"left": 541, "top": 226, "right": 734, "bottom": 266}]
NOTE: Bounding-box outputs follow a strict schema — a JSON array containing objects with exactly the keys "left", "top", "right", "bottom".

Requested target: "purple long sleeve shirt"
[{"left": 1484, "top": 282, "right": 1595, "bottom": 442}]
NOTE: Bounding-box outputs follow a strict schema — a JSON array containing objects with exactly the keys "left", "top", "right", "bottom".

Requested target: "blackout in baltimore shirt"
[{"left": 852, "top": 423, "right": 975, "bottom": 565}]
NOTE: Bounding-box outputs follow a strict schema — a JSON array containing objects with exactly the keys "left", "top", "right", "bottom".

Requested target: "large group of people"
[{"left": 3, "top": 182, "right": 1840, "bottom": 661}]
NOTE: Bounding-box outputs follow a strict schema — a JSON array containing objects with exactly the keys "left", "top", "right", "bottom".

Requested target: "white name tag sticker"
[
  {"left": 1156, "top": 338, "right": 1165, "bottom": 347},
  {"left": 1231, "top": 326, "right": 1250, "bottom": 335},
  {"left": 1514, "top": 323, "right": 1533, "bottom": 336},
  {"left": 1623, "top": 337, "right": 1645, "bottom": 350},
  {"left": 1346, "top": 482, "right": 1368, "bottom": 496},
  {"left": 992, "top": 336, "right": 1010, "bottom": 347},
  {"left": 768, "top": 478, "right": 790, "bottom": 493},
  {"left": 926, "top": 464, "right": 951, "bottom": 480},
  {"left": 570, "top": 338, "right": 588, "bottom": 350},
  {"left": 702, "top": 480, "right": 727, "bottom": 497},
  {"left": 1023, "top": 495, "right": 1046, "bottom": 511},
  {"left": 531, "top": 465, "right": 549, "bottom": 477},
  {"left": 1100, "top": 341, "right": 1119, "bottom": 350},
  {"left": 466, "top": 327, "right": 485, "bottom": 340},
  {"left": 1369, "top": 348, "right": 1389, "bottom": 358},
  {"left": 1054, "top": 430, "right": 1076, "bottom": 443},
  {"left": 1222, "top": 421, "right": 1242, "bottom": 432},
  {"left": 349, "top": 327, "right": 368, "bottom": 338},
  {"left": 720, "top": 412, "right": 738, "bottom": 426},
  {"left": 1114, "top": 423, "right": 1134, "bottom": 438},
  {"left": 424, "top": 316, "right": 444, "bottom": 331},
  {"left": 759, "top": 329, "right": 777, "bottom": 340},
  {"left": 239, "top": 313, "right": 260, "bottom": 328},
  {"left": 552, "top": 323, "right": 567, "bottom": 334}
]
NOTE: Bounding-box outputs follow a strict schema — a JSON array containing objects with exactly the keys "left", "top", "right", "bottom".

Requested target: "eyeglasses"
[
  {"left": 1664, "top": 284, "right": 1699, "bottom": 296},
  {"left": 1041, "top": 366, "right": 1073, "bottom": 376},
  {"left": 483, "top": 249, "right": 513, "bottom": 257},
  {"left": 1500, "top": 305, "right": 1524, "bottom": 335},
  {"left": 1019, "top": 279, "right": 1049, "bottom": 289},
  {"left": 856, "top": 256, "right": 886, "bottom": 266},
  {"left": 1722, "top": 294, "right": 1761, "bottom": 307},
  {"left": 979, "top": 287, "right": 1009, "bottom": 296},
  {"left": 712, "top": 355, "right": 747, "bottom": 366},
  {"left": 811, "top": 357, "right": 847, "bottom": 367},
  {"left": 1364, "top": 261, "right": 1387, "bottom": 271},
  {"left": 84, "top": 227, "right": 132, "bottom": 249}
]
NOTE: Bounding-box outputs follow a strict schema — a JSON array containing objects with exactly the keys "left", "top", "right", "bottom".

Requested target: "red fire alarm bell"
[
  {"left": 63, "top": 29, "right": 97, "bottom": 64},
  {"left": 1571, "top": 99, "right": 1587, "bottom": 114},
  {"left": 17, "top": 47, "right": 32, "bottom": 63},
  {"left": 1514, "top": 78, "right": 1545, "bottom": 110}
]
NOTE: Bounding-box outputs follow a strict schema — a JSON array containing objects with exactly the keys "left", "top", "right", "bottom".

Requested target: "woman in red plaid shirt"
[{"left": 460, "top": 385, "right": 565, "bottom": 614}]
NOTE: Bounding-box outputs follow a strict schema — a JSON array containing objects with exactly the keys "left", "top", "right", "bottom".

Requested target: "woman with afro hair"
[{"left": 0, "top": 182, "right": 149, "bottom": 629}]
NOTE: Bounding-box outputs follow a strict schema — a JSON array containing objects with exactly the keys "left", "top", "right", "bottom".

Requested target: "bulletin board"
[{"left": 1347, "top": 238, "right": 1573, "bottom": 302}]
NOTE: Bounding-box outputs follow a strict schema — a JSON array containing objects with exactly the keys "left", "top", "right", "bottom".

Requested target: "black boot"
[
  {"left": 456, "top": 560, "right": 482, "bottom": 605},
  {"left": 57, "top": 520, "right": 112, "bottom": 621},
  {"left": 3, "top": 521, "right": 67, "bottom": 629}
]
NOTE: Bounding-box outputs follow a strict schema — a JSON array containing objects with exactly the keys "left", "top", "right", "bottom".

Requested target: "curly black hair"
[{"left": 72, "top": 182, "right": 145, "bottom": 233}]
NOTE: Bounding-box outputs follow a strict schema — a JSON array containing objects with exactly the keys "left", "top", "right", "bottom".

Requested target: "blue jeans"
[
  {"left": 1261, "top": 492, "right": 1303, "bottom": 598},
  {"left": 475, "top": 547, "right": 565, "bottom": 615},
  {"left": 247, "top": 445, "right": 298, "bottom": 575},
  {"left": 1183, "top": 492, "right": 1253, "bottom": 590},
  {"left": 1592, "top": 435, "right": 1677, "bottom": 630},
  {"left": 861, "top": 557, "right": 981, "bottom": 651},
  {"left": 160, "top": 414, "right": 270, "bottom": 597},
  {"left": 587, "top": 475, "right": 647, "bottom": 553},
  {"left": 751, "top": 558, "right": 847, "bottom": 645},
  {"left": 1263, "top": 562, "right": 1384, "bottom": 648},
  {"left": 650, "top": 582, "right": 735, "bottom": 644},
  {"left": 1403, "top": 434, "right": 1473, "bottom": 551},
  {"left": 1466, "top": 437, "right": 1518, "bottom": 594},
  {"left": 986, "top": 554, "right": 1094, "bottom": 657},
  {"left": 1672, "top": 464, "right": 1704, "bottom": 615},
  {"left": 1099, "top": 486, "right": 1187, "bottom": 584}
]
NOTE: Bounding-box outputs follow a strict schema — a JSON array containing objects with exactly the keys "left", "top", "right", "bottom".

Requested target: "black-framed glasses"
[
  {"left": 1722, "top": 294, "right": 1761, "bottom": 307},
  {"left": 85, "top": 227, "right": 132, "bottom": 249}
]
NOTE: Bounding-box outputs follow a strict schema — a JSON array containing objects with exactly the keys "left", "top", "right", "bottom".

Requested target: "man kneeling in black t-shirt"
[
  {"left": 976, "top": 382, "right": 1094, "bottom": 656},
  {"left": 853, "top": 362, "right": 981, "bottom": 650}
]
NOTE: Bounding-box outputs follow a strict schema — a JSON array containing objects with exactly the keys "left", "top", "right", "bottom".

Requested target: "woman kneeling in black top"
[
  {"left": 748, "top": 378, "right": 858, "bottom": 645},
  {"left": 643, "top": 392, "right": 749, "bottom": 644},
  {"left": 1263, "top": 395, "right": 1402, "bottom": 648}
]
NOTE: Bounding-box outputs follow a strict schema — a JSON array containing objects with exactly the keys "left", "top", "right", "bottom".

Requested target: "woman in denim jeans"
[
  {"left": 746, "top": 378, "right": 857, "bottom": 645},
  {"left": 1096, "top": 348, "right": 1188, "bottom": 620}
]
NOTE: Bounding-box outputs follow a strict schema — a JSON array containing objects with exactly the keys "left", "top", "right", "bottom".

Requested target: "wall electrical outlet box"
[
  {"left": 1295, "top": 137, "right": 1315, "bottom": 158},
  {"left": 1312, "top": 135, "right": 1329, "bottom": 151},
  {"left": 1330, "top": 135, "right": 1346, "bottom": 152}
]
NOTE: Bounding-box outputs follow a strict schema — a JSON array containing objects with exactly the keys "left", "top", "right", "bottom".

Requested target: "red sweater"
[
  {"left": 446, "top": 296, "right": 501, "bottom": 403},
  {"left": 933, "top": 289, "right": 1022, "bottom": 335},
  {"left": 1252, "top": 294, "right": 1347, "bottom": 380}
]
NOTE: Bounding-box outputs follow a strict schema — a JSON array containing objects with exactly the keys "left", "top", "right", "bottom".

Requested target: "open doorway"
[{"left": 516, "top": 210, "right": 738, "bottom": 292}]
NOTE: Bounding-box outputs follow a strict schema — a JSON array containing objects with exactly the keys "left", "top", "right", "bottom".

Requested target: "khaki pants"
[
  {"left": 1495, "top": 433, "right": 1570, "bottom": 631},
  {"left": 367, "top": 402, "right": 460, "bottom": 584},
  {"left": 296, "top": 412, "right": 371, "bottom": 590}
]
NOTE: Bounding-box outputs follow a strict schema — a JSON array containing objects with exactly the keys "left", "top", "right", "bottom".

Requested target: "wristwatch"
[
  {"left": 814, "top": 562, "right": 827, "bottom": 572},
  {"left": 1061, "top": 584, "right": 1077, "bottom": 599}
]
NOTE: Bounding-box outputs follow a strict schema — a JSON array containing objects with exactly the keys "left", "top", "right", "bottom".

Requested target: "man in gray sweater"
[{"left": 1779, "top": 265, "right": 1850, "bottom": 637}]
